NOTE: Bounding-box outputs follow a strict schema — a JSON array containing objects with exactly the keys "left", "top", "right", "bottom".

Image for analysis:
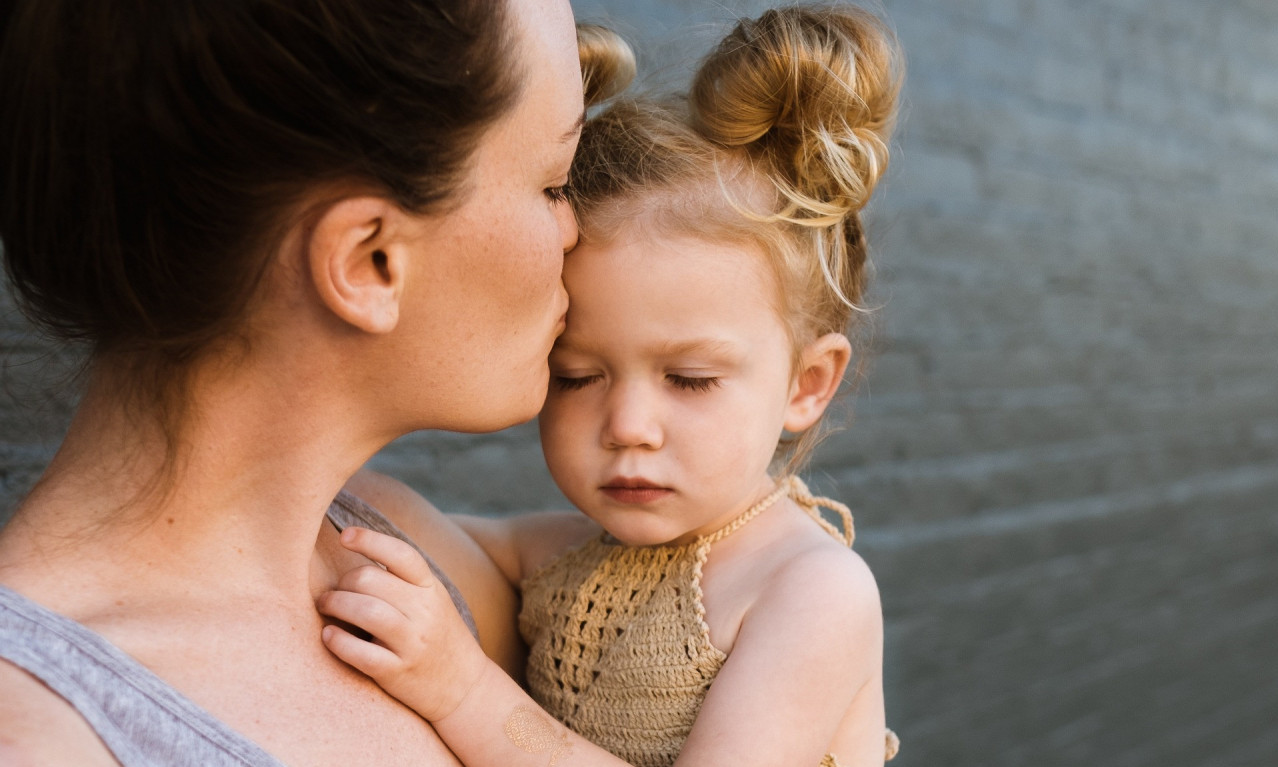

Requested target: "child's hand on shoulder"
[{"left": 316, "top": 526, "right": 487, "bottom": 721}]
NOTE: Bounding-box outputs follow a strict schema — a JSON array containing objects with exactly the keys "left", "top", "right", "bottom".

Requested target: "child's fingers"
[
  {"left": 321, "top": 623, "right": 401, "bottom": 679},
  {"left": 337, "top": 527, "right": 436, "bottom": 587},
  {"left": 316, "top": 588, "right": 409, "bottom": 646},
  {"left": 335, "top": 562, "right": 420, "bottom": 606},
  {"left": 331, "top": 565, "right": 458, "bottom": 653}
]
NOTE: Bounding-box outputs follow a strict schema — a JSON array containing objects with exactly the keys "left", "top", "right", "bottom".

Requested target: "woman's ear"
[
  {"left": 307, "top": 197, "right": 405, "bottom": 334},
  {"left": 783, "top": 333, "right": 852, "bottom": 432}
]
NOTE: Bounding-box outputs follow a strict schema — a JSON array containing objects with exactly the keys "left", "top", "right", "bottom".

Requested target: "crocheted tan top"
[{"left": 519, "top": 476, "right": 899, "bottom": 767}]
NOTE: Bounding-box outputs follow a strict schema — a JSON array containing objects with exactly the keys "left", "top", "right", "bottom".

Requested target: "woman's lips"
[{"left": 600, "top": 478, "right": 671, "bottom": 505}]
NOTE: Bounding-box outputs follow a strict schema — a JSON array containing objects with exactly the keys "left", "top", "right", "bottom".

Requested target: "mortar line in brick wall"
[{"left": 858, "top": 463, "right": 1278, "bottom": 551}]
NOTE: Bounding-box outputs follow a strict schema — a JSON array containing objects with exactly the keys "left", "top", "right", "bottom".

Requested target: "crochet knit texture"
[{"left": 519, "top": 476, "right": 899, "bottom": 767}]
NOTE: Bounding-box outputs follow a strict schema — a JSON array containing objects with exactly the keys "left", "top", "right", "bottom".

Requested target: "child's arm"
[
  {"left": 342, "top": 469, "right": 597, "bottom": 678},
  {"left": 674, "top": 547, "right": 886, "bottom": 766},
  {"left": 319, "top": 527, "right": 884, "bottom": 767},
  {"left": 318, "top": 526, "right": 631, "bottom": 767},
  {"left": 452, "top": 510, "right": 600, "bottom": 588}
]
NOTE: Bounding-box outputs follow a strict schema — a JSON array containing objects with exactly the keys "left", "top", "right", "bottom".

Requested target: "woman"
[{"left": 0, "top": 0, "right": 606, "bottom": 763}]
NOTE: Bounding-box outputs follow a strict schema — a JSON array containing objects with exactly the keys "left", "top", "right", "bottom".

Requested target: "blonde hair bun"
[
  {"left": 578, "top": 24, "right": 636, "bottom": 106},
  {"left": 691, "top": 4, "right": 903, "bottom": 218}
]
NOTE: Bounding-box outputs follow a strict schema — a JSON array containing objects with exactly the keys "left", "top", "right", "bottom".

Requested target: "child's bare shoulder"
[
  {"left": 456, "top": 510, "right": 600, "bottom": 585},
  {"left": 722, "top": 529, "right": 883, "bottom": 702},
  {"left": 751, "top": 527, "right": 882, "bottom": 638},
  {"left": 510, "top": 511, "right": 602, "bottom": 579}
]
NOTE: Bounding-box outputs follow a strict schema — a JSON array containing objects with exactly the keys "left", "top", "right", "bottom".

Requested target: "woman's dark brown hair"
[{"left": 0, "top": 0, "right": 519, "bottom": 366}]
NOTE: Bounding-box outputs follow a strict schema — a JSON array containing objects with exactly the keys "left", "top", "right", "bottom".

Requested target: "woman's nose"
[
  {"left": 558, "top": 202, "right": 579, "bottom": 253},
  {"left": 602, "top": 385, "right": 662, "bottom": 450}
]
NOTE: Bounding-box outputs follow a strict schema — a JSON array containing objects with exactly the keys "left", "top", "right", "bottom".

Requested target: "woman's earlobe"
[
  {"left": 783, "top": 333, "right": 853, "bottom": 432},
  {"left": 308, "top": 198, "right": 404, "bottom": 334}
]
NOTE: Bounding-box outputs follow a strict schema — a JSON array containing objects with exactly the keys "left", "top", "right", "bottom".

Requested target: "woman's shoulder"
[
  {"left": 341, "top": 468, "right": 447, "bottom": 531},
  {"left": 340, "top": 468, "right": 503, "bottom": 573},
  {"left": 0, "top": 658, "right": 122, "bottom": 766}
]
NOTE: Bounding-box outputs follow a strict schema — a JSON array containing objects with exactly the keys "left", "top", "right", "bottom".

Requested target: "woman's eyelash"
[
  {"left": 668, "top": 375, "right": 720, "bottom": 392},
  {"left": 553, "top": 375, "right": 599, "bottom": 391},
  {"left": 544, "top": 185, "right": 569, "bottom": 203}
]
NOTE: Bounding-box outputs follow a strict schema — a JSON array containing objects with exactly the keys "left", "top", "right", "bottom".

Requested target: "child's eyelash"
[
  {"left": 544, "top": 185, "right": 569, "bottom": 204},
  {"left": 553, "top": 374, "right": 599, "bottom": 391},
  {"left": 668, "top": 375, "right": 720, "bottom": 392},
  {"left": 553, "top": 374, "right": 720, "bottom": 392}
]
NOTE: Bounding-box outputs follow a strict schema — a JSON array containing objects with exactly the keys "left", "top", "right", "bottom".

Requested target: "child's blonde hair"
[{"left": 570, "top": 4, "right": 903, "bottom": 471}]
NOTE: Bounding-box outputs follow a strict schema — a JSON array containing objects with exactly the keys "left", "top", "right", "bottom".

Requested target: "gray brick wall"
[
  {"left": 0, "top": 280, "right": 79, "bottom": 506},
  {"left": 3, "top": 1, "right": 1276, "bottom": 764}
]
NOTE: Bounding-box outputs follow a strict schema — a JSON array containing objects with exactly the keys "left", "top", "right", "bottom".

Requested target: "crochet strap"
[
  {"left": 700, "top": 476, "right": 855, "bottom": 547},
  {"left": 699, "top": 481, "right": 790, "bottom": 545},
  {"left": 787, "top": 476, "right": 856, "bottom": 546}
]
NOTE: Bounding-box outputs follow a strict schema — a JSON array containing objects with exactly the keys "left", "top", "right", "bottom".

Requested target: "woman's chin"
[
  {"left": 392, "top": 362, "right": 551, "bottom": 435},
  {"left": 451, "top": 386, "right": 549, "bottom": 434}
]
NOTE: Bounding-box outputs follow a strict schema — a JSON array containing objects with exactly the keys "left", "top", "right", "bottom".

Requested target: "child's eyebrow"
[
  {"left": 551, "top": 337, "right": 741, "bottom": 360},
  {"left": 652, "top": 338, "right": 742, "bottom": 359}
]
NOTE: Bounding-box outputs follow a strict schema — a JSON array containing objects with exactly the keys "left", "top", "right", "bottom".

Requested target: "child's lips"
[{"left": 601, "top": 477, "right": 672, "bottom": 505}]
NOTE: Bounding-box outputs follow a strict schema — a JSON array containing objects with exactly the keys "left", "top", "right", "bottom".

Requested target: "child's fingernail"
[
  {"left": 322, "top": 625, "right": 333, "bottom": 642},
  {"left": 340, "top": 528, "right": 356, "bottom": 543}
]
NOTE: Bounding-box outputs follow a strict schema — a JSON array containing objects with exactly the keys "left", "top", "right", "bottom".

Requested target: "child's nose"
[{"left": 602, "top": 384, "right": 663, "bottom": 450}]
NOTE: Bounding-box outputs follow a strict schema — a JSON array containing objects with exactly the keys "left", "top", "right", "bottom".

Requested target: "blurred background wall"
[{"left": 3, "top": 1, "right": 1276, "bottom": 764}]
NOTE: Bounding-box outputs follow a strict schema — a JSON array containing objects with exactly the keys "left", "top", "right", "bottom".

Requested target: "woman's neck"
[{"left": 0, "top": 353, "right": 386, "bottom": 608}]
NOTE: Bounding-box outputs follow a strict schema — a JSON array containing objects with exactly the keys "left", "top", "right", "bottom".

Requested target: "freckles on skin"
[{"left": 374, "top": 0, "right": 579, "bottom": 433}]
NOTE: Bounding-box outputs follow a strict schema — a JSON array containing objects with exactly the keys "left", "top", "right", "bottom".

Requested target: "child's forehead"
[
  {"left": 571, "top": 226, "right": 765, "bottom": 274},
  {"left": 561, "top": 233, "right": 787, "bottom": 341},
  {"left": 577, "top": 160, "right": 778, "bottom": 243},
  {"left": 565, "top": 224, "right": 779, "bottom": 317},
  {"left": 552, "top": 332, "right": 746, "bottom": 362}
]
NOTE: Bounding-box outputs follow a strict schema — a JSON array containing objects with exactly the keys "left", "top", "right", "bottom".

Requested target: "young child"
[{"left": 318, "top": 5, "right": 903, "bottom": 766}]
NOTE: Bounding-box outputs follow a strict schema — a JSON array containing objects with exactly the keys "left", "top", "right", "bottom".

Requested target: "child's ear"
[
  {"left": 307, "top": 197, "right": 406, "bottom": 334},
  {"left": 783, "top": 333, "right": 852, "bottom": 432}
]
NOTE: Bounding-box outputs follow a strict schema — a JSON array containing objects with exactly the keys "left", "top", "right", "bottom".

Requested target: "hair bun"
[
  {"left": 690, "top": 4, "right": 902, "bottom": 217},
  {"left": 578, "top": 24, "right": 636, "bottom": 107}
]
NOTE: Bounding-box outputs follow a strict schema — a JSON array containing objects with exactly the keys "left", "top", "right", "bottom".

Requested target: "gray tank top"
[{"left": 0, "top": 491, "right": 476, "bottom": 766}]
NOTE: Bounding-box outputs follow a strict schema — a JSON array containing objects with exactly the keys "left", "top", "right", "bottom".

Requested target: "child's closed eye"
[
  {"left": 553, "top": 374, "right": 602, "bottom": 391},
  {"left": 667, "top": 374, "right": 721, "bottom": 392}
]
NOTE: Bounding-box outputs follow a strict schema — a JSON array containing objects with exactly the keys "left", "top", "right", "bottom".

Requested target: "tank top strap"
[{"left": 0, "top": 585, "right": 286, "bottom": 766}]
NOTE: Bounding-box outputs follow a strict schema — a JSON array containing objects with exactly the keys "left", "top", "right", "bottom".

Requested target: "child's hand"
[{"left": 317, "top": 526, "right": 488, "bottom": 722}]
